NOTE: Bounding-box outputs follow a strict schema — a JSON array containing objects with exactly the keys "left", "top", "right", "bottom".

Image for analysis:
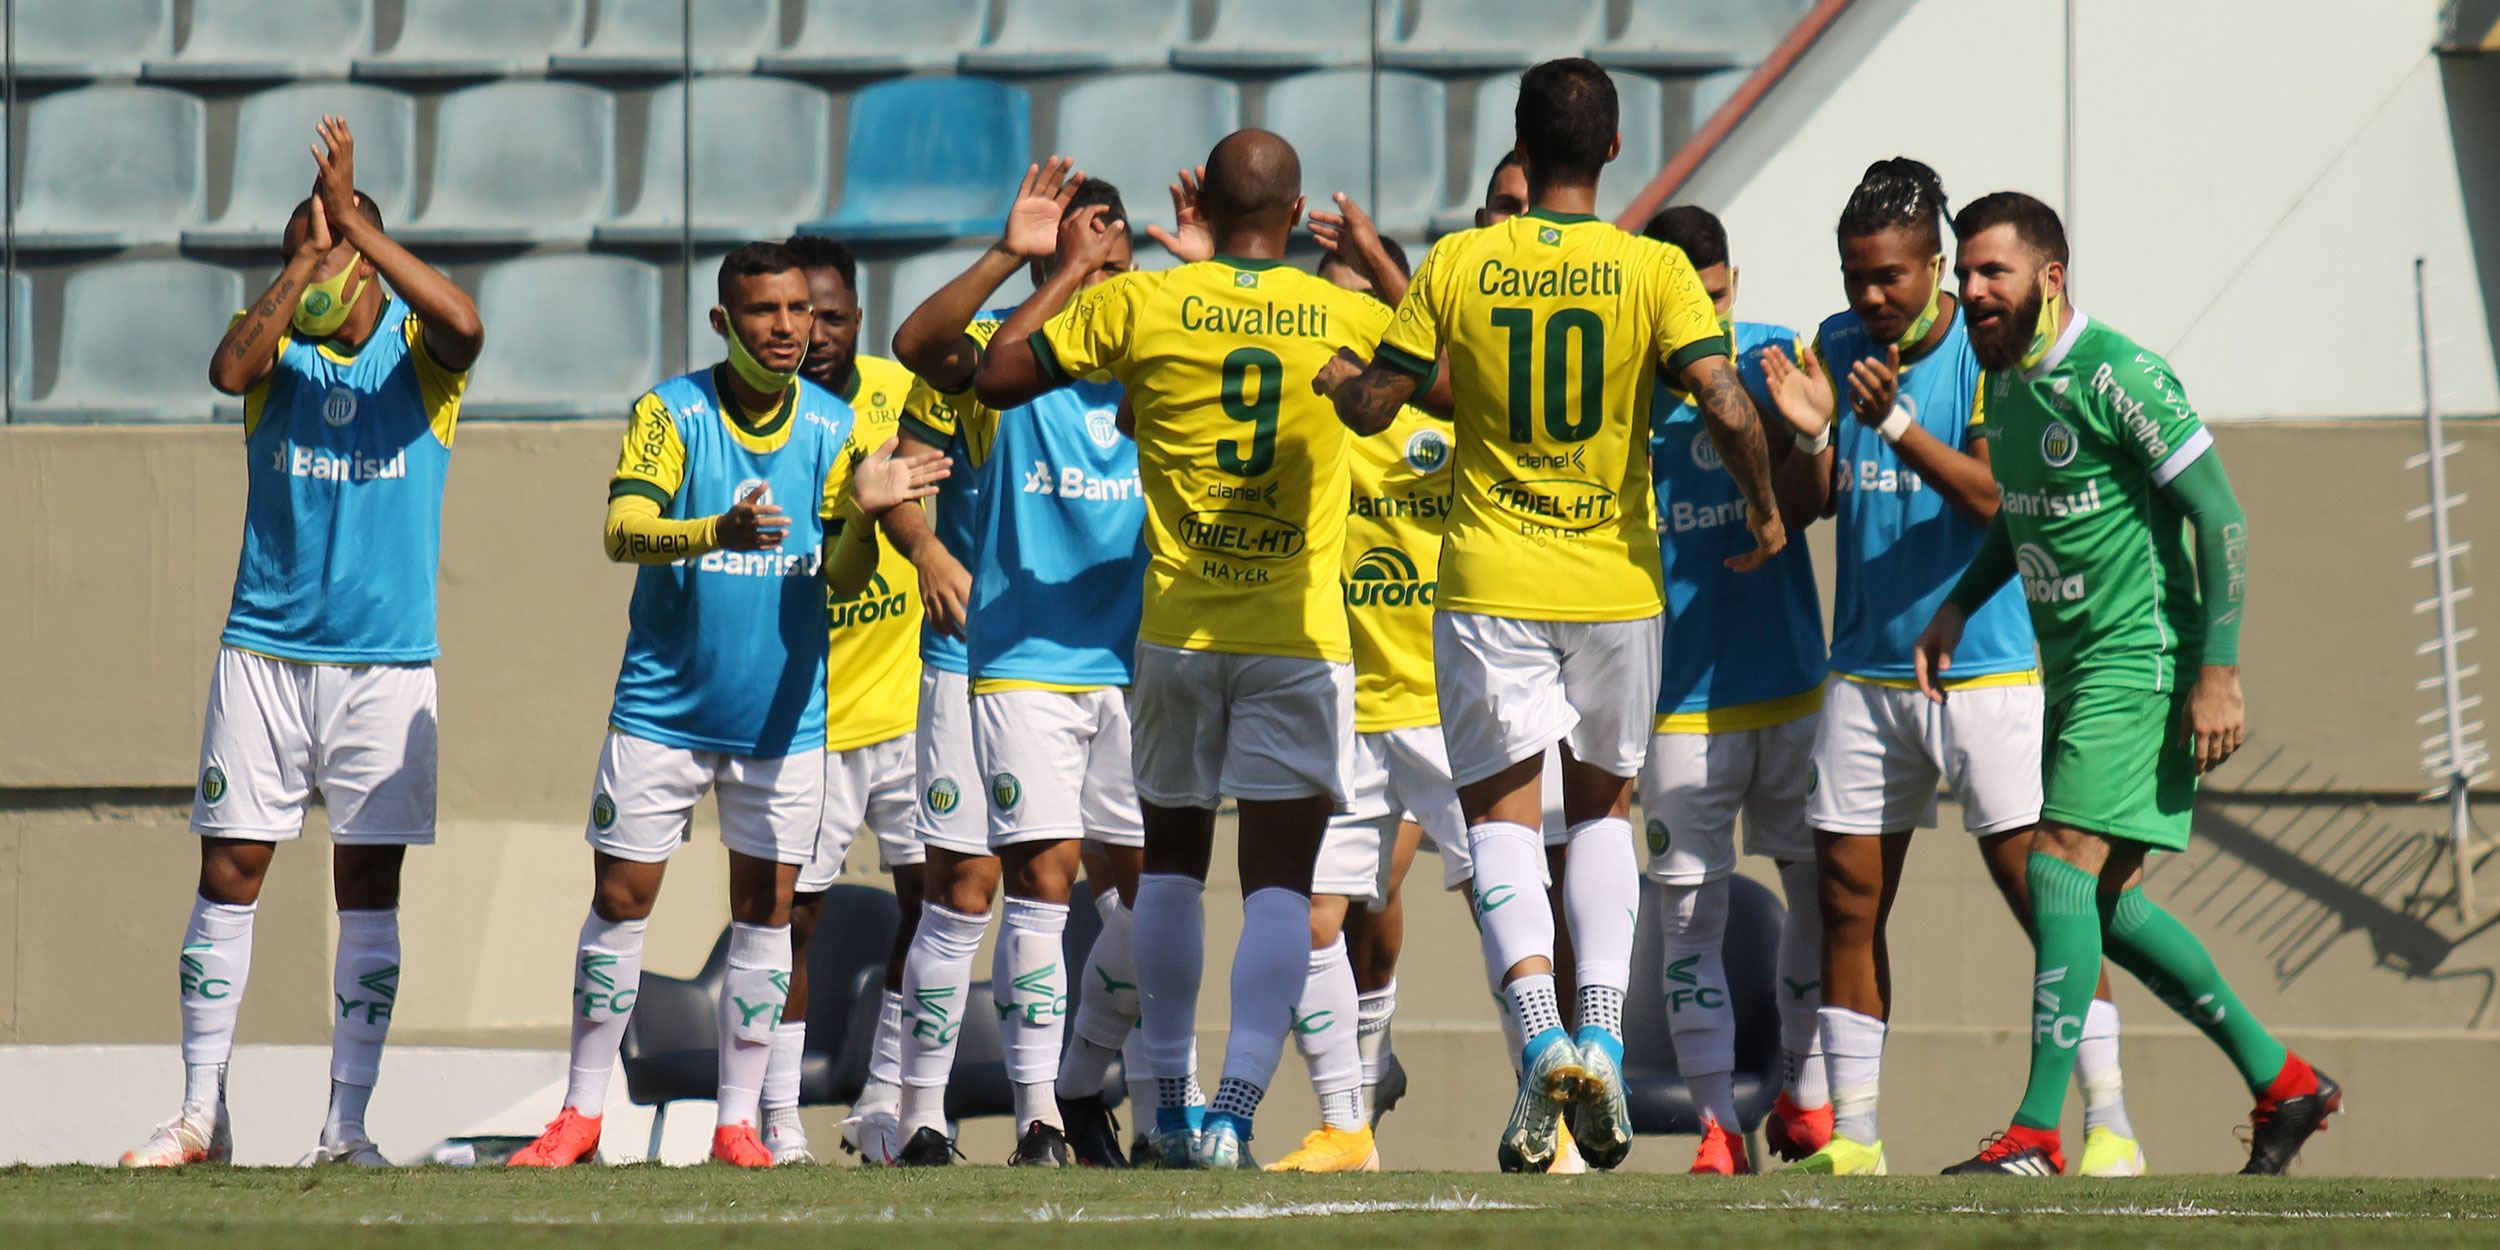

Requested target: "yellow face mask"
[
  {"left": 1893, "top": 255, "right": 1945, "bottom": 351},
  {"left": 722, "top": 313, "right": 803, "bottom": 394},
  {"left": 2018, "top": 289, "right": 2067, "bottom": 373},
  {"left": 294, "top": 251, "right": 369, "bottom": 338}
]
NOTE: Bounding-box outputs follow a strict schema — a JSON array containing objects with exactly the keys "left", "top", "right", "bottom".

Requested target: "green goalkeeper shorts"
[{"left": 2039, "top": 685, "right": 2200, "bottom": 851}]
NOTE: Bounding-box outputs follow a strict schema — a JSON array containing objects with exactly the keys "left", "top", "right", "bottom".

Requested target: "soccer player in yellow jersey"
[
  {"left": 975, "top": 130, "right": 1392, "bottom": 1170},
  {"left": 748, "top": 234, "right": 926, "bottom": 1165},
  {"left": 1317, "top": 58, "right": 1783, "bottom": 1173}
]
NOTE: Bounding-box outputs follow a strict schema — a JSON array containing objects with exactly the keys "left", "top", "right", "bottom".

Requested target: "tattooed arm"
[
  {"left": 1314, "top": 350, "right": 1421, "bottom": 436},
  {"left": 211, "top": 217, "right": 326, "bottom": 395},
  {"left": 1683, "top": 352, "right": 1787, "bottom": 571}
]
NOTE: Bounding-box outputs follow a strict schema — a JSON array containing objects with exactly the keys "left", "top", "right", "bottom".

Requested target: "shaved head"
[{"left": 1200, "top": 129, "right": 1302, "bottom": 229}]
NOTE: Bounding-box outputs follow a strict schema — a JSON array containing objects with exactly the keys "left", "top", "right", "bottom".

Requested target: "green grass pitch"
[{"left": 6, "top": 1167, "right": 2499, "bottom": 1249}]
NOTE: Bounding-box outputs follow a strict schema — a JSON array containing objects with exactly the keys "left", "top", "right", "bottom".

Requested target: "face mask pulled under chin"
[
  {"left": 721, "top": 313, "right": 804, "bottom": 394},
  {"left": 293, "top": 252, "right": 369, "bottom": 338}
]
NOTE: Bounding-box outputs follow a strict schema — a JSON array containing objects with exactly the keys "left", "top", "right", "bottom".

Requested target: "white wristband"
[
  {"left": 1794, "top": 424, "right": 1831, "bottom": 456},
  {"left": 1875, "top": 404, "right": 1914, "bottom": 444}
]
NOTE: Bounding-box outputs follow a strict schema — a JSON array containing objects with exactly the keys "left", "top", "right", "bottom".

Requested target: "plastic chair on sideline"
[
  {"left": 11, "top": 0, "right": 174, "bottom": 81},
  {"left": 1377, "top": 0, "right": 1605, "bottom": 73},
  {"left": 460, "top": 255, "right": 660, "bottom": 419},
  {"left": 187, "top": 84, "right": 415, "bottom": 251},
  {"left": 1045, "top": 74, "right": 1239, "bottom": 236},
  {"left": 1263, "top": 69, "right": 1446, "bottom": 238},
  {"left": 597, "top": 77, "right": 833, "bottom": 246},
  {"left": 959, "top": 0, "right": 1187, "bottom": 74},
  {"left": 143, "top": 0, "right": 374, "bottom": 83},
  {"left": 14, "top": 86, "right": 205, "bottom": 249},
  {"left": 759, "top": 0, "right": 989, "bottom": 77},
  {"left": 1170, "top": 0, "right": 1388, "bottom": 73},
  {"left": 352, "top": 0, "right": 586, "bottom": 80},
  {"left": 22, "top": 261, "right": 243, "bottom": 423},
  {"left": 801, "top": 78, "right": 1031, "bottom": 245},
  {"left": 1620, "top": 873, "right": 1787, "bottom": 1142},
  {"left": 1589, "top": 0, "right": 1811, "bottom": 74},
  {"left": 398, "top": 81, "right": 616, "bottom": 246},
  {"left": 1430, "top": 68, "right": 1660, "bottom": 231},
  {"left": 550, "top": 0, "right": 774, "bottom": 76},
  {"left": 870, "top": 246, "right": 996, "bottom": 379}
]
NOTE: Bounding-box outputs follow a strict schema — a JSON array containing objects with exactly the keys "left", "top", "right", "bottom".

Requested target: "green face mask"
[
  {"left": 1893, "top": 255, "right": 1945, "bottom": 351},
  {"left": 294, "top": 252, "right": 369, "bottom": 338},
  {"left": 721, "top": 313, "right": 803, "bottom": 394}
]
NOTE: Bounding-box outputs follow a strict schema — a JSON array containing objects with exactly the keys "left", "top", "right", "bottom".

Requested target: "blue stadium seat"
[
  {"left": 23, "top": 260, "right": 242, "bottom": 423},
  {"left": 12, "top": 0, "right": 174, "bottom": 81},
  {"left": 1048, "top": 73, "right": 1239, "bottom": 234},
  {"left": 874, "top": 246, "right": 992, "bottom": 370},
  {"left": 398, "top": 82, "right": 616, "bottom": 245},
  {"left": 352, "top": 0, "right": 586, "bottom": 80},
  {"left": 186, "top": 84, "right": 415, "bottom": 251},
  {"left": 597, "top": 78, "right": 833, "bottom": 246},
  {"left": 801, "top": 77, "right": 1030, "bottom": 244},
  {"left": 684, "top": 252, "right": 874, "bottom": 377},
  {"left": 1431, "top": 69, "right": 1661, "bottom": 231},
  {"left": 143, "top": 0, "right": 373, "bottom": 83},
  {"left": 959, "top": 0, "right": 1187, "bottom": 74},
  {"left": 463, "top": 255, "right": 661, "bottom": 419},
  {"left": 758, "top": 0, "right": 987, "bottom": 76},
  {"left": 1590, "top": 0, "right": 1808, "bottom": 73},
  {"left": 14, "top": 86, "right": 206, "bottom": 249},
  {"left": 1171, "top": 0, "right": 1387, "bottom": 72},
  {"left": 1264, "top": 70, "right": 1446, "bottom": 238},
  {"left": 550, "top": 0, "right": 773, "bottom": 76},
  {"left": 1378, "top": 0, "right": 1605, "bottom": 72}
]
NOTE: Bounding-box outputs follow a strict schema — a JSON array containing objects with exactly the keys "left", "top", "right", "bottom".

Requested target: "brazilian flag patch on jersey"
[
  {"left": 1234, "top": 271, "right": 1258, "bottom": 289},
  {"left": 1537, "top": 226, "right": 1562, "bottom": 246}
]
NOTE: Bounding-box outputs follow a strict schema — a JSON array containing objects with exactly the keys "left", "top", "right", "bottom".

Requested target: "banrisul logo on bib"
[
  {"left": 2040, "top": 420, "right": 2079, "bottom": 467},
  {"left": 1403, "top": 427, "right": 1450, "bottom": 474},
  {"left": 926, "top": 777, "right": 960, "bottom": 815},
  {"left": 1345, "top": 546, "right": 1433, "bottom": 608},
  {"left": 2018, "top": 542, "right": 2087, "bottom": 603}
]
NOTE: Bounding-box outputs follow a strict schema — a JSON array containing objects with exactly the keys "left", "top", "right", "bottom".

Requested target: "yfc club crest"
[
  {"left": 926, "top": 777, "right": 961, "bottom": 815},
  {"left": 1404, "top": 427, "right": 1450, "bottom": 474}
]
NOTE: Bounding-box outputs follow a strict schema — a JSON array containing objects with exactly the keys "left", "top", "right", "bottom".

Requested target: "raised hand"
[
  {"left": 1847, "top": 345, "right": 1902, "bottom": 426},
  {"left": 1724, "top": 502, "right": 1786, "bottom": 572},
  {"left": 310, "top": 115, "right": 361, "bottom": 232},
  {"left": 1144, "top": 166, "right": 1213, "bottom": 263},
  {"left": 1309, "top": 193, "right": 1380, "bottom": 274},
  {"left": 1003, "top": 156, "right": 1080, "bottom": 259},
  {"left": 292, "top": 189, "right": 334, "bottom": 263},
  {"left": 851, "top": 436, "right": 951, "bottom": 518},
  {"left": 1759, "top": 342, "right": 1836, "bottom": 438},
  {"left": 717, "top": 483, "right": 788, "bottom": 551},
  {"left": 1058, "top": 204, "right": 1127, "bottom": 278},
  {"left": 1312, "top": 347, "right": 1365, "bottom": 397}
]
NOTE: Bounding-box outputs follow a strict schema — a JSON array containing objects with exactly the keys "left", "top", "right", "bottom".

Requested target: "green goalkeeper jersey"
[{"left": 1978, "top": 312, "right": 2232, "bottom": 699}]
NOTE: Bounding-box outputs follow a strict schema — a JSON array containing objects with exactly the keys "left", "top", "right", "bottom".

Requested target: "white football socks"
[
  {"left": 326, "top": 907, "right": 399, "bottom": 1143},
  {"left": 1774, "top": 858, "right": 1829, "bottom": 1109},
  {"left": 852, "top": 987, "right": 905, "bottom": 1117},
  {"left": 2078, "top": 996, "right": 2134, "bottom": 1138},
  {"left": 1564, "top": 817, "right": 1638, "bottom": 1041},
  {"left": 998, "top": 895, "right": 1069, "bottom": 1131},
  {"left": 716, "top": 921, "right": 792, "bottom": 1129},
  {"left": 1659, "top": 879, "right": 1737, "bottom": 1129},
  {"left": 1218, "top": 887, "right": 1312, "bottom": 1114},
  {"left": 1467, "top": 821, "right": 1554, "bottom": 985},
  {"left": 1058, "top": 891, "right": 1135, "bottom": 1101},
  {"left": 1356, "top": 978, "right": 1397, "bottom": 1089},
  {"left": 1294, "top": 936, "right": 1367, "bottom": 1129},
  {"left": 179, "top": 895, "right": 256, "bottom": 1109},
  {"left": 1505, "top": 972, "right": 1565, "bottom": 1041},
  {"left": 1820, "top": 1005, "right": 1886, "bottom": 1144},
  {"left": 898, "top": 901, "right": 988, "bottom": 1137},
  {"left": 761, "top": 1019, "right": 807, "bottom": 1117},
  {"left": 1131, "top": 873, "right": 1206, "bottom": 1106},
  {"left": 564, "top": 911, "right": 646, "bottom": 1115}
]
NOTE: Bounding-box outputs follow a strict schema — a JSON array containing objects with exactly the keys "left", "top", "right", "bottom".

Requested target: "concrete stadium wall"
[{"left": 4, "top": 417, "right": 2499, "bottom": 1171}]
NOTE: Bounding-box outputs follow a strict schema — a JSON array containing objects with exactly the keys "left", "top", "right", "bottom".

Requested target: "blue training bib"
[{"left": 965, "top": 378, "right": 1145, "bottom": 685}]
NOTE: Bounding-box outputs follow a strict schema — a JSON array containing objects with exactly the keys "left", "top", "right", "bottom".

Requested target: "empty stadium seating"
[
  {"left": 4, "top": 273, "right": 28, "bottom": 405},
  {"left": 23, "top": 260, "right": 241, "bottom": 423},
  {"left": 143, "top": 0, "right": 373, "bottom": 83},
  {"left": 958, "top": 0, "right": 1190, "bottom": 74},
  {"left": 1432, "top": 69, "right": 1663, "bottom": 231},
  {"left": 1049, "top": 74, "right": 1239, "bottom": 233},
  {"left": 187, "top": 84, "right": 415, "bottom": 251},
  {"left": 1379, "top": 0, "right": 1608, "bottom": 73},
  {"left": 12, "top": 0, "right": 173, "bottom": 81},
  {"left": 462, "top": 255, "right": 661, "bottom": 419},
  {"left": 598, "top": 77, "right": 833, "bottom": 246},
  {"left": 550, "top": 0, "right": 774, "bottom": 77},
  {"left": 803, "top": 77, "right": 1030, "bottom": 244},
  {"left": 398, "top": 81, "right": 615, "bottom": 246},
  {"left": 1592, "top": 0, "right": 1810, "bottom": 72},
  {"left": 352, "top": 0, "right": 585, "bottom": 80},
  {"left": 15, "top": 86, "right": 204, "bottom": 249},
  {"left": 874, "top": 246, "right": 994, "bottom": 371},
  {"left": 758, "top": 0, "right": 989, "bottom": 76},
  {"left": 1171, "top": 0, "right": 1388, "bottom": 73},
  {"left": 1265, "top": 70, "right": 1447, "bottom": 238}
]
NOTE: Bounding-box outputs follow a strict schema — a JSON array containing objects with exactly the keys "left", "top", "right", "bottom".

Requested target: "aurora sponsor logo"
[
  {"left": 1488, "top": 476, "right": 1616, "bottom": 531},
  {"left": 1179, "top": 508, "right": 1306, "bottom": 560},
  {"left": 831, "top": 573, "right": 909, "bottom": 629},
  {"left": 1344, "top": 545, "right": 1434, "bottom": 609},
  {"left": 2039, "top": 419, "right": 2079, "bottom": 467},
  {"left": 1404, "top": 427, "right": 1451, "bottom": 473},
  {"left": 2017, "top": 542, "right": 2086, "bottom": 603},
  {"left": 2001, "top": 476, "right": 2104, "bottom": 519}
]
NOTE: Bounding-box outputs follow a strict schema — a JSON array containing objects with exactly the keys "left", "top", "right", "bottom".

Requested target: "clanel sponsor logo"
[
  {"left": 2039, "top": 419, "right": 2079, "bottom": 467},
  {"left": 1489, "top": 477, "right": 1617, "bottom": 531},
  {"left": 2017, "top": 542, "right": 2086, "bottom": 603},
  {"left": 1345, "top": 546, "right": 1433, "bottom": 608},
  {"left": 276, "top": 443, "right": 408, "bottom": 482},
  {"left": 1688, "top": 431, "right": 1721, "bottom": 472},
  {"left": 321, "top": 385, "right": 358, "bottom": 427},
  {"left": 832, "top": 573, "right": 909, "bottom": 628},
  {"left": 1404, "top": 427, "right": 1451, "bottom": 474},
  {"left": 1021, "top": 459, "right": 1143, "bottom": 501},
  {"left": 1179, "top": 508, "right": 1306, "bottom": 560},
  {"left": 1084, "top": 406, "right": 1121, "bottom": 450}
]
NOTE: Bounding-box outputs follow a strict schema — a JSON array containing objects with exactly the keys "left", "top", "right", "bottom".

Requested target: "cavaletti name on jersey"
[
  {"left": 1020, "top": 460, "right": 1143, "bottom": 502},
  {"left": 694, "top": 549, "right": 822, "bottom": 578},
  {"left": 2000, "top": 477, "right": 2106, "bottom": 519},
  {"left": 1178, "top": 295, "right": 1332, "bottom": 338},
  {"left": 831, "top": 572, "right": 909, "bottom": 629},
  {"left": 274, "top": 443, "right": 408, "bottom": 482},
  {"left": 1344, "top": 545, "right": 1434, "bottom": 608},
  {"left": 1474, "top": 258, "right": 1622, "bottom": 298}
]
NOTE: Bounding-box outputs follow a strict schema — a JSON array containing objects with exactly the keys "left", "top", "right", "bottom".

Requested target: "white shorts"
[
  {"left": 191, "top": 646, "right": 437, "bottom": 845},
  {"left": 585, "top": 731, "right": 825, "bottom": 865},
  {"left": 1433, "top": 611, "right": 1663, "bottom": 788},
  {"left": 1806, "top": 675, "right": 2045, "bottom": 836},
  {"left": 1317, "top": 725, "right": 1469, "bottom": 899},
  {"left": 961, "top": 686, "right": 1145, "bottom": 856},
  {"left": 909, "top": 667, "right": 989, "bottom": 852},
  {"left": 800, "top": 731, "right": 919, "bottom": 891},
  {"left": 1637, "top": 713, "right": 1820, "bottom": 886},
  {"left": 1129, "top": 643, "right": 1355, "bottom": 809}
]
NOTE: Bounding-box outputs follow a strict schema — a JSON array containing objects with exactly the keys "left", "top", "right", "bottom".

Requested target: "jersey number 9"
[
  {"left": 1490, "top": 306, "right": 1604, "bottom": 445},
  {"left": 1218, "top": 346, "right": 1281, "bottom": 477}
]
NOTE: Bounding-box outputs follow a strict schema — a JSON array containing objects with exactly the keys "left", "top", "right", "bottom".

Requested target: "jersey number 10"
[{"left": 1490, "top": 306, "right": 1604, "bottom": 445}]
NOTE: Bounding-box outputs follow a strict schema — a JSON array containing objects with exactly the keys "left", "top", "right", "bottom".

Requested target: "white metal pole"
[{"left": 2414, "top": 256, "right": 2481, "bottom": 920}]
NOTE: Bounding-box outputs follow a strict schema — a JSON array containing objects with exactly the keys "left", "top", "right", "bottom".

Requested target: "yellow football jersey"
[
  {"left": 1035, "top": 258, "right": 1391, "bottom": 662},
  {"left": 1346, "top": 407, "right": 1452, "bottom": 732},
  {"left": 823, "top": 354, "right": 924, "bottom": 751},
  {"left": 1376, "top": 210, "right": 1726, "bottom": 621}
]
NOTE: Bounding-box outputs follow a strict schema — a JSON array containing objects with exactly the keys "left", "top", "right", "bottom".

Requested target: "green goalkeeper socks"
[
  {"left": 2100, "top": 886, "right": 2288, "bottom": 1095},
  {"left": 2013, "top": 853, "right": 2104, "bottom": 1131}
]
